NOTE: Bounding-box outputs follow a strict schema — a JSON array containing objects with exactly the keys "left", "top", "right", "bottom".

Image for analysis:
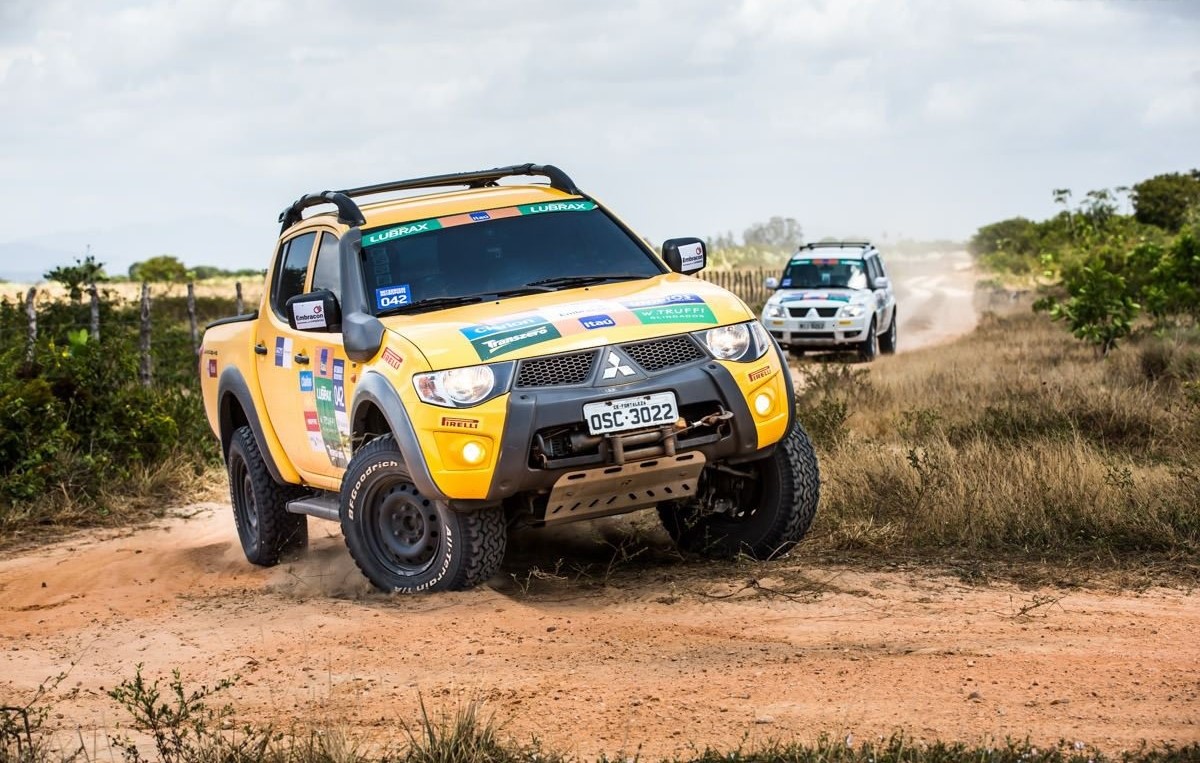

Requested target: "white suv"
[{"left": 760, "top": 242, "right": 897, "bottom": 361}]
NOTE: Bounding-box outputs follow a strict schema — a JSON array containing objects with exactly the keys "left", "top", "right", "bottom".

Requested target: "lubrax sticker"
[{"left": 362, "top": 220, "right": 443, "bottom": 247}]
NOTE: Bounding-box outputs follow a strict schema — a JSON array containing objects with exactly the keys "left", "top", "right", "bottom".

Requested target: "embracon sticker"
[{"left": 292, "top": 300, "right": 327, "bottom": 330}]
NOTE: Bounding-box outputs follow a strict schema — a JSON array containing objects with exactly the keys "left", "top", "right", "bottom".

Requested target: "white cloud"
[{"left": 0, "top": 0, "right": 1197, "bottom": 276}]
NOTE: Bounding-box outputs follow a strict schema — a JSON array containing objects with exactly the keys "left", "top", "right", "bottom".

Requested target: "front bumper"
[
  {"left": 764, "top": 314, "right": 869, "bottom": 348},
  {"left": 402, "top": 335, "right": 793, "bottom": 509}
]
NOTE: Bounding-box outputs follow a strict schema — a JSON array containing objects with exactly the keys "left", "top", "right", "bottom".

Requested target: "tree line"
[{"left": 970, "top": 170, "right": 1200, "bottom": 354}]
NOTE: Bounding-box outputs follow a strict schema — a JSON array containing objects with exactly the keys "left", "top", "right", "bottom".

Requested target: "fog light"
[
  {"left": 461, "top": 441, "right": 486, "bottom": 465},
  {"left": 754, "top": 393, "right": 773, "bottom": 416}
]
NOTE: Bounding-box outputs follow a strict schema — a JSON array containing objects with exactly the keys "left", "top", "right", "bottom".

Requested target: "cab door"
[
  {"left": 257, "top": 230, "right": 354, "bottom": 485},
  {"left": 867, "top": 255, "right": 896, "bottom": 330}
]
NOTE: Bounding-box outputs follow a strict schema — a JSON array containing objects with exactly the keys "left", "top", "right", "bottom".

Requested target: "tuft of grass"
[
  {"left": 7, "top": 667, "right": 1199, "bottom": 763},
  {"left": 797, "top": 310, "right": 1199, "bottom": 573}
]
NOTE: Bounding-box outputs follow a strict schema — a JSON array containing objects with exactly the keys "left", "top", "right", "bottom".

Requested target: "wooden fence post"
[
  {"left": 138, "top": 282, "right": 152, "bottom": 387},
  {"left": 88, "top": 283, "right": 100, "bottom": 342},
  {"left": 24, "top": 287, "right": 36, "bottom": 367},
  {"left": 235, "top": 281, "right": 243, "bottom": 315},
  {"left": 186, "top": 282, "right": 199, "bottom": 355}
]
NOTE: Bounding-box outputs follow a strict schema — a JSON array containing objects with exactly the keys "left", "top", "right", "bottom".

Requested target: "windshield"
[
  {"left": 779, "top": 257, "right": 868, "bottom": 290},
  {"left": 360, "top": 201, "right": 664, "bottom": 314}
]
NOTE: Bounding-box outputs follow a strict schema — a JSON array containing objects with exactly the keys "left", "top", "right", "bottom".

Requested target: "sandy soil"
[
  {"left": 1, "top": 508, "right": 1196, "bottom": 759},
  {"left": 888, "top": 250, "right": 979, "bottom": 352},
  {"left": 3, "top": 251, "right": 1195, "bottom": 757}
]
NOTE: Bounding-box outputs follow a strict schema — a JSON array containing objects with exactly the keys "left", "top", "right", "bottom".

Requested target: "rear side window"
[
  {"left": 312, "top": 232, "right": 341, "bottom": 301},
  {"left": 272, "top": 232, "right": 318, "bottom": 318}
]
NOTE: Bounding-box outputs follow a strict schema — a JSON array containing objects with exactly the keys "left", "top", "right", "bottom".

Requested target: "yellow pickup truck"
[{"left": 200, "top": 164, "right": 819, "bottom": 593}]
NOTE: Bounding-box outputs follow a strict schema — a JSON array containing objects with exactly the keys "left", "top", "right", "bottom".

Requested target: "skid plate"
[{"left": 544, "top": 452, "right": 706, "bottom": 524}]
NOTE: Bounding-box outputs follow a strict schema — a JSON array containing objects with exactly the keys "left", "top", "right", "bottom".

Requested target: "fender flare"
[
  {"left": 217, "top": 365, "right": 286, "bottom": 484},
  {"left": 350, "top": 371, "right": 448, "bottom": 501}
]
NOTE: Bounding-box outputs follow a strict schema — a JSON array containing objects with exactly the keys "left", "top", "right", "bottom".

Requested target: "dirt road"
[
  {"left": 3, "top": 252, "right": 1195, "bottom": 757},
  {"left": 887, "top": 250, "right": 979, "bottom": 352},
  {"left": 1, "top": 508, "right": 1196, "bottom": 759}
]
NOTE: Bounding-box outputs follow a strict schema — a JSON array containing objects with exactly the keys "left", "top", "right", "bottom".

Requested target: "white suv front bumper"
[{"left": 763, "top": 313, "right": 870, "bottom": 347}]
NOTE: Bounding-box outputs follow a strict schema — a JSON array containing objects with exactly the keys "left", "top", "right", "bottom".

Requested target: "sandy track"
[
  {"left": 1, "top": 508, "right": 1196, "bottom": 759},
  {"left": 4, "top": 254, "right": 1196, "bottom": 757}
]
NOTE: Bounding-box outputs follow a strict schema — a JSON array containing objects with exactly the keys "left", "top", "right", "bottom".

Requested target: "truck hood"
[
  {"left": 766, "top": 287, "right": 873, "bottom": 309},
  {"left": 380, "top": 273, "right": 754, "bottom": 370}
]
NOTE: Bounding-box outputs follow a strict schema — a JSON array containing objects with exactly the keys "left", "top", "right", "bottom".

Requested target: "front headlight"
[
  {"left": 840, "top": 304, "right": 867, "bottom": 318},
  {"left": 413, "top": 362, "right": 514, "bottom": 408},
  {"left": 704, "top": 324, "right": 750, "bottom": 359},
  {"left": 695, "top": 321, "right": 772, "bottom": 362},
  {"left": 765, "top": 303, "right": 785, "bottom": 319}
]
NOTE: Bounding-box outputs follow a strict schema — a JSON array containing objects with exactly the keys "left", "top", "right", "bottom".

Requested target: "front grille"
[
  {"left": 621, "top": 335, "right": 706, "bottom": 373},
  {"left": 515, "top": 351, "right": 597, "bottom": 388},
  {"left": 787, "top": 307, "right": 840, "bottom": 318}
]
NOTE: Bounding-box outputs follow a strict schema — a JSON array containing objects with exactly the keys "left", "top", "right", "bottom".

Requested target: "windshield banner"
[{"left": 362, "top": 200, "right": 598, "bottom": 248}]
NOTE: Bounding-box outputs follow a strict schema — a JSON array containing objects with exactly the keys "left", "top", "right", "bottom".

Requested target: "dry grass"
[
  {"left": 5, "top": 277, "right": 265, "bottom": 307},
  {"left": 0, "top": 456, "right": 226, "bottom": 551},
  {"left": 797, "top": 310, "right": 1200, "bottom": 571}
]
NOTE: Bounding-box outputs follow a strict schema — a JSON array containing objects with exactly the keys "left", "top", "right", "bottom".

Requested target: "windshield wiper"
[
  {"left": 377, "top": 295, "right": 485, "bottom": 316},
  {"left": 527, "top": 274, "right": 646, "bottom": 289}
]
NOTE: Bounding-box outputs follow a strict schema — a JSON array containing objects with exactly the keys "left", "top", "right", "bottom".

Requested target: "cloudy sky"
[{"left": 0, "top": 0, "right": 1196, "bottom": 280}]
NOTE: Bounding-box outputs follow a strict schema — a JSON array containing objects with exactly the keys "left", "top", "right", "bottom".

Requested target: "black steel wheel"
[
  {"left": 227, "top": 426, "right": 307, "bottom": 566},
  {"left": 340, "top": 435, "right": 506, "bottom": 593},
  {"left": 658, "top": 422, "right": 820, "bottom": 559}
]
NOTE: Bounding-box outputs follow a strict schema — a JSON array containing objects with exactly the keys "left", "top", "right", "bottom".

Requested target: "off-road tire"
[
  {"left": 227, "top": 426, "right": 308, "bottom": 566},
  {"left": 858, "top": 319, "right": 878, "bottom": 362},
  {"left": 879, "top": 309, "right": 898, "bottom": 355},
  {"left": 340, "top": 435, "right": 506, "bottom": 593},
  {"left": 657, "top": 422, "right": 820, "bottom": 559}
]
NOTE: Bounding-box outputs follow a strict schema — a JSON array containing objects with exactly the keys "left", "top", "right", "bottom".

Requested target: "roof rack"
[
  {"left": 278, "top": 163, "right": 582, "bottom": 232},
  {"left": 801, "top": 241, "right": 873, "bottom": 249}
]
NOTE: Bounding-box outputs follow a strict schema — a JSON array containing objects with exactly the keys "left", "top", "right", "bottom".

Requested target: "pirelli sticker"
[
  {"left": 748, "top": 365, "right": 772, "bottom": 383},
  {"left": 441, "top": 416, "right": 480, "bottom": 430}
]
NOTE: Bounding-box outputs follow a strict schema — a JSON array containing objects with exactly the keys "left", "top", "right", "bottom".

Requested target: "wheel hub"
[{"left": 375, "top": 488, "right": 438, "bottom": 567}]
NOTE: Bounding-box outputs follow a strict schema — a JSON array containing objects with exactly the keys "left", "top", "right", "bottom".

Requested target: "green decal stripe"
[
  {"left": 468, "top": 321, "right": 563, "bottom": 360},
  {"left": 632, "top": 304, "right": 718, "bottom": 325},
  {"left": 516, "top": 201, "right": 596, "bottom": 215},
  {"left": 362, "top": 219, "right": 444, "bottom": 247}
]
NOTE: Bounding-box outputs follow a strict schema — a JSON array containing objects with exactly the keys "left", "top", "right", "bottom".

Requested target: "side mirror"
[
  {"left": 764, "top": 277, "right": 779, "bottom": 290},
  {"left": 873, "top": 276, "right": 890, "bottom": 290},
  {"left": 662, "top": 237, "right": 706, "bottom": 274},
  {"left": 286, "top": 289, "right": 341, "bottom": 332}
]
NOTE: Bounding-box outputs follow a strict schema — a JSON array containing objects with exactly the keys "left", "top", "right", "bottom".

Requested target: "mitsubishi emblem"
[{"left": 601, "top": 351, "right": 635, "bottom": 380}]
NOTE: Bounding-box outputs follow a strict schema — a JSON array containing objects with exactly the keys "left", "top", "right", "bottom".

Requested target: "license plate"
[
  {"left": 583, "top": 392, "right": 679, "bottom": 435},
  {"left": 797, "top": 321, "right": 825, "bottom": 330}
]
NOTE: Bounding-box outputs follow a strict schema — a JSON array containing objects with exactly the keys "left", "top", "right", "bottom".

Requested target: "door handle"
[
  {"left": 294, "top": 353, "right": 310, "bottom": 365},
  {"left": 254, "top": 343, "right": 268, "bottom": 356}
]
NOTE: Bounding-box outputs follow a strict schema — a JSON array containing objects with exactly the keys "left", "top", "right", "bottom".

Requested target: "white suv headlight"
[
  {"left": 413, "top": 362, "right": 513, "bottom": 408},
  {"left": 765, "top": 303, "right": 785, "bottom": 319},
  {"left": 840, "top": 304, "right": 867, "bottom": 318},
  {"left": 695, "top": 321, "right": 772, "bottom": 362}
]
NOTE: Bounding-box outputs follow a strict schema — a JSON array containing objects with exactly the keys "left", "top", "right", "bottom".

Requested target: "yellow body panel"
[{"left": 201, "top": 182, "right": 789, "bottom": 501}]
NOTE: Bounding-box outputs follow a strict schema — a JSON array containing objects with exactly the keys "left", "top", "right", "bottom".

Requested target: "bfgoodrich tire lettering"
[
  {"left": 227, "top": 425, "right": 307, "bottom": 566},
  {"left": 658, "top": 422, "right": 820, "bottom": 559},
  {"left": 340, "top": 435, "right": 506, "bottom": 593}
]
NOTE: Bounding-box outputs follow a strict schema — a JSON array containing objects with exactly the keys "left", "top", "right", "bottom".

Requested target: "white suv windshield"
[{"left": 781, "top": 257, "right": 868, "bottom": 290}]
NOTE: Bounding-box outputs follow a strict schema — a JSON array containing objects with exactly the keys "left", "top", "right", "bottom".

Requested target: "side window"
[
  {"left": 311, "top": 232, "right": 341, "bottom": 301},
  {"left": 865, "top": 256, "right": 882, "bottom": 286},
  {"left": 272, "top": 231, "right": 318, "bottom": 319}
]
